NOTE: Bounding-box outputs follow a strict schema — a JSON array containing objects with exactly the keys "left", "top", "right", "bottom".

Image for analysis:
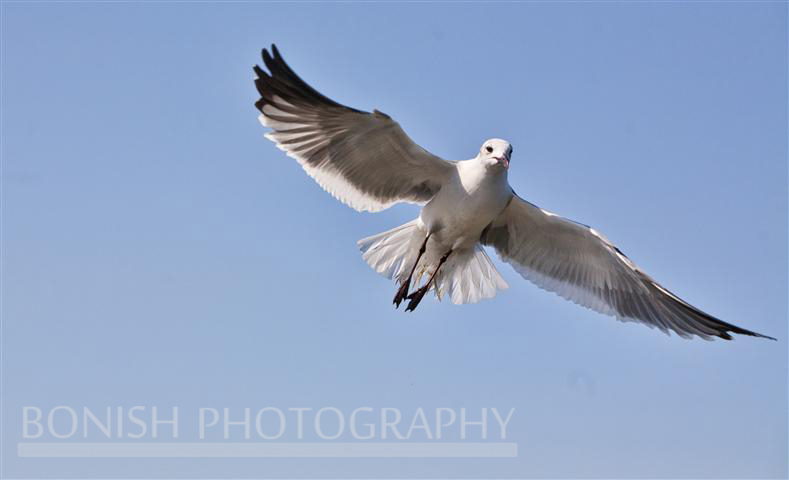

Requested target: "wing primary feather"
[
  {"left": 254, "top": 45, "right": 453, "bottom": 212},
  {"left": 480, "top": 195, "right": 776, "bottom": 341}
]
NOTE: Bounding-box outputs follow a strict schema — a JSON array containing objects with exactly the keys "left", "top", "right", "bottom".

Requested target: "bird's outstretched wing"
[
  {"left": 254, "top": 45, "right": 454, "bottom": 212},
  {"left": 481, "top": 195, "right": 774, "bottom": 340}
]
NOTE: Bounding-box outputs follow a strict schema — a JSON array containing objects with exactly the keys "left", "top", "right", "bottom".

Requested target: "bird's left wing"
[
  {"left": 480, "top": 195, "right": 774, "bottom": 340},
  {"left": 254, "top": 45, "right": 454, "bottom": 212}
]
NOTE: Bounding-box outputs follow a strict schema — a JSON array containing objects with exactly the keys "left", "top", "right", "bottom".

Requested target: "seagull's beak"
[{"left": 494, "top": 155, "right": 509, "bottom": 169}]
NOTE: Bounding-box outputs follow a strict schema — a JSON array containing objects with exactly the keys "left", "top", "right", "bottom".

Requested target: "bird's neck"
[{"left": 458, "top": 158, "right": 508, "bottom": 192}]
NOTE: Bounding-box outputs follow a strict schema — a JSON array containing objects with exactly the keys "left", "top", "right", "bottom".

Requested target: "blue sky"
[{"left": 2, "top": 2, "right": 787, "bottom": 478}]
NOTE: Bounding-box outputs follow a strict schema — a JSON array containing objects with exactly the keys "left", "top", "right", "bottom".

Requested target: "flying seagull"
[{"left": 253, "top": 45, "right": 774, "bottom": 341}]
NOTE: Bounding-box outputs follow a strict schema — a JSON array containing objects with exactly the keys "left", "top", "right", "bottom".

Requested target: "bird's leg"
[
  {"left": 393, "top": 233, "right": 431, "bottom": 308},
  {"left": 405, "top": 249, "right": 453, "bottom": 312}
]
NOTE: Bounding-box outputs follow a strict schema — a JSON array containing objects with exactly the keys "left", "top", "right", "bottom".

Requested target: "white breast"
[{"left": 419, "top": 159, "right": 512, "bottom": 250}]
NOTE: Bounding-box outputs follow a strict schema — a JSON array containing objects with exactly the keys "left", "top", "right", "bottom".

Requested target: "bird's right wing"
[
  {"left": 254, "top": 45, "right": 455, "bottom": 213},
  {"left": 481, "top": 195, "right": 774, "bottom": 341}
]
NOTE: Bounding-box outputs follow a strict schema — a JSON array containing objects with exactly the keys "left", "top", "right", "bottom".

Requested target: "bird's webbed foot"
[
  {"left": 404, "top": 285, "right": 430, "bottom": 312},
  {"left": 393, "top": 280, "right": 411, "bottom": 308}
]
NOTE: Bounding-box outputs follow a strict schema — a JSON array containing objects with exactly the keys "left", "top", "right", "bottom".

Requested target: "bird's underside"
[{"left": 253, "top": 44, "right": 775, "bottom": 342}]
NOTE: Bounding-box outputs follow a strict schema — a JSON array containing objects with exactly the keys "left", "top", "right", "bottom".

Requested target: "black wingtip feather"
[
  {"left": 646, "top": 277, "right": 777, "bottom": 341},
  {"left": 262, "top": 47, "right": 274, "bottom": 66},
  {"left": 691, "top": 305, "right": 777, "bottom": 341},
  {"left": 253, "top": 44, "right": 366, "bottom": 115},
  {"left": 696, "top": 311, "right": 776, "bottom": 341},
  {"left": 726, "top": 326, "right": 777, "bottom": 341},
  {"left": 701, "top": 311, "right": 776, "bottom": 341}
]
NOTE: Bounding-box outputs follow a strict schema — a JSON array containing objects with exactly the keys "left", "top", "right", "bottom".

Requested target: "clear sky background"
[{"left": 1, "top": 2, "right": 787, "bottom": 478}]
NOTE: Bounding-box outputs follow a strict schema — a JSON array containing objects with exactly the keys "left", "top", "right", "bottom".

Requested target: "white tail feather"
[
  {"left": 357, "top": 220, "right": 425, "bottom": 281},
  {"left": 357, "top": 221, "right": 508, "bottom": 305},
  {"left": 433, "top": 246, "right": 509, "bottom": 304}
]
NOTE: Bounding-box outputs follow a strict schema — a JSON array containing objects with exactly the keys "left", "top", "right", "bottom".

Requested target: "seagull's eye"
[{"left": 485, "top": 146, "right": 493, "bottom": 153}]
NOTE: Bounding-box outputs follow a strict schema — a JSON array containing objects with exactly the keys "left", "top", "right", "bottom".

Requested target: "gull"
[{"left": 253, "top": 45, "right": 774, "bottom": 341}]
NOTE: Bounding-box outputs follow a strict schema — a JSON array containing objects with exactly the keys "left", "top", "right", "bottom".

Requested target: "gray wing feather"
[
  {"left": 481, "top": 195, "right": 774, "bottom": 341},
  {"left": 254, "top": 45, "right": 453, "bottom": 212}
]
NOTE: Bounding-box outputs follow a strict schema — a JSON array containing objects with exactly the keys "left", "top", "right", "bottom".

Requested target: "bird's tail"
[
  {"left": 357, "top": 221, "right": 508, "bottom": 305},
  {"left": 357, "top": 220, "right": 426, "bottom": 283},
  {"left": 432, "top": 247, "right": 509, "bottom": 305}
]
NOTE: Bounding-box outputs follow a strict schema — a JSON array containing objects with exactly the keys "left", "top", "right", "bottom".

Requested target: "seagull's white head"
[{"left": 479, "top": 138, "right": 513, "bottom": 170}]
